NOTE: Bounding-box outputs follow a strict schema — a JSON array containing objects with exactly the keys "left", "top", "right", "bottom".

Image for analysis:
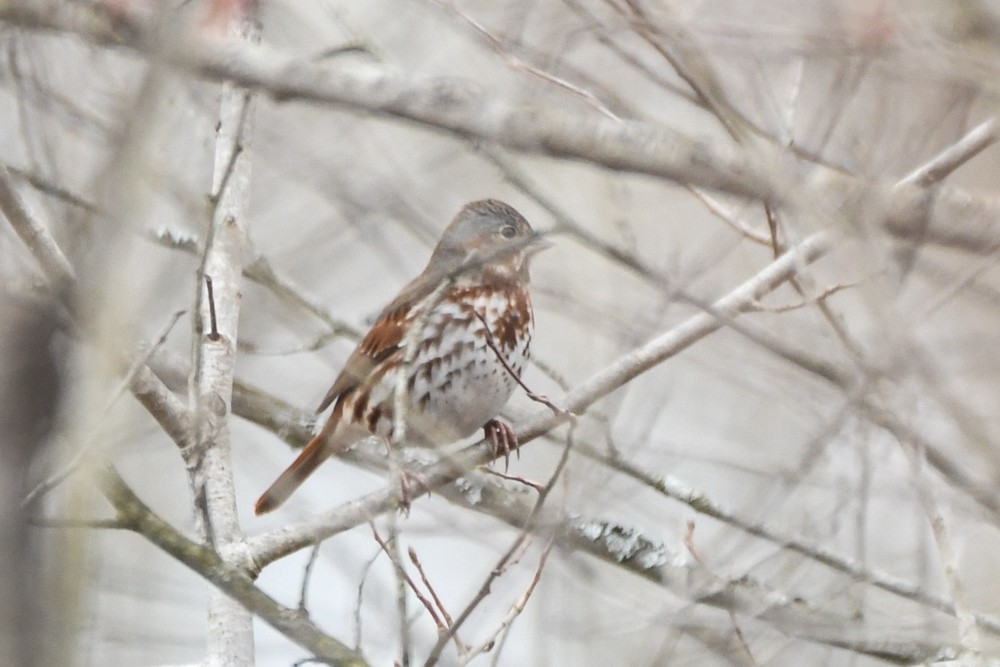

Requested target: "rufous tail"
[{"left": 254, "top": 433, "right": 329, "bottom": 515}]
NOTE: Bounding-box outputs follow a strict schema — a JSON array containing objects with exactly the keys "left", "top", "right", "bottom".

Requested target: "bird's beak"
[{"left": 526, "top": 233, "right": 554, "bottom": 254}]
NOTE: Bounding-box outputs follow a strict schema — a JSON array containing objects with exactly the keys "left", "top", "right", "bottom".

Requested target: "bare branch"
[
  {"left": 96, "top": 465, "right": 368, "bottom": 667},
  {"left": 0, "top": 165, "right": 75, "bottom": 289},
  {"left": 408, "top": 546, "right": 456, "bottom": 630},
  {"left": 576, "top": 436, "right": 1000, "bottom": 637},
  {"left": 186, "top": 10, "right": 260, "bottom": 664},
  {"left": 423, "top": 420, "right": 574, "bottom": 666},
  {"left": 246, "top": 232, "right": 831, "bottom": 566},
  {"left": 369, "top": 525, "right": 448, "bottom": 636},
  {"left": 462, "top": 537, "right": 554, "bottom": 666},
  {"left": 687, "top": 187, "right": 772, "bottom": 246},
  {"left": 683, "top": 522, "right": 758, "bottom": 667},
  {"left": 899, "top": 117, "right": 1000, "bottom": 187},
  {"left": 166, "top": 341, "right": 998, "bottom": 654},
  {"left": 750, "top": 280, "right": 863, "bottom": 313},
  {"left": 5, "top": 4, "right": 1000, "bottom": 254},
  {"left": 297, "top": 543, "right": 323, "bottom": 612},
  {"left": 434, "top": 0, "right": 623, "bottom": 122}
]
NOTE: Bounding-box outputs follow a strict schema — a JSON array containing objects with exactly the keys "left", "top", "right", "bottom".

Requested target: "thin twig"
[
  {"left": 353, "top": 549, "right": 381, "bottom": 650},
  {"left": 369, "top": 523, "right": 447, "bottom": 635},
  {"left": 389, "top": 512, "right": 411, "bottom": 665},
  {"left": 901, "top": 436, "right": 979, "bottom": 652},
  {"left": 0, "top": 164, "right": 76, "bottom": 288},
  {"left": 408, "top": 546, "right": 455, "bottom": 628},
  {"left": 611, "top": 0, "right": 753, "bottom": 142},
  {"left": 478, "top": 468, "right": 544, "bottom": 493},
  {"left": 687, "top": 186, "right": 771, "bottom": 246},
  {"left": 918, "top": 244, "right": 1000, "bottom": 319},
  {"left": 466, "top": 536, "right": 556, "bottom": 667},
  {"left": 683, "top": 521, "right": 758, "bottom": 667},
  {"left": 407, "top": 547, "right": 465, "bottom": 656},
  {"left": 750, "top": 280, "right": 862, "bottom": 313},
  {"left": 899, "top": 117, "right": 999, "bottom": 187},
  {"left": 205, "top": 276, "right": 220, "bottom": 341},
  {"left": 473, "top": 311, "right": 568, "bottom": 417},
  {"left": 423, "top": 421, "right": 575, "bottom": 666},
  {"left": 298, "top": 543, "right": 322, "bottom": 611},
  {"left": 434, "top": 0, "right": 622, "bottom": 122},
  {"left": 6, "top": 164, "right": 99, "bottom": 213}
]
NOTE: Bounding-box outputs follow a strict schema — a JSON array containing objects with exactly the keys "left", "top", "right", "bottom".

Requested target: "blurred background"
[{"left": 3, "top": 0, "right": 1000, "bottom": 665}]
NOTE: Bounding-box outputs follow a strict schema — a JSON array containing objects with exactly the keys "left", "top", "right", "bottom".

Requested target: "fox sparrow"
[{"left": 254, "top": 199, "right": 549, "bottom": 514}]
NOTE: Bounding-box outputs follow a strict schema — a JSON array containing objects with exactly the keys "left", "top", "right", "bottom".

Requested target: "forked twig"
[
  {"left": 470, "top": 537, "right": 555, "bottom": 666},
  {"left": 369, "top": 523, "right": 448, "bottom": 635},
  {"left": 408, "top": 547, "right": 466, "bottom": 655}
]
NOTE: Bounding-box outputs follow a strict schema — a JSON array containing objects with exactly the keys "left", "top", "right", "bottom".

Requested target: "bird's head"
[{"left": 429, "top": 199, "right": 551, "bottom": 284}]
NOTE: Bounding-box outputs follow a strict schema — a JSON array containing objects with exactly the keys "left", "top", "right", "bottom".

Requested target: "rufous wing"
[{"left": 316, "top": 303, "right": 409, "bottom": 413}]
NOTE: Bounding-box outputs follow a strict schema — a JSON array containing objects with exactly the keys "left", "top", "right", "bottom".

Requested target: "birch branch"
[{"left": 186, "top": 12, "right": 259, "bottom": 666}]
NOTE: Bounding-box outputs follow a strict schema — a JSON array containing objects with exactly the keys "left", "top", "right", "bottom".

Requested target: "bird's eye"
[{"left": 500, "top": 225, "right": 517, "bottom": 239}]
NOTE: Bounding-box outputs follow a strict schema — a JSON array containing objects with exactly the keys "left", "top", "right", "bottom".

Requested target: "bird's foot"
[
  {"left": 396, "top": 468, "right": 431, "bottom": 515},
  {"left": 483, "top": 418, "right": 518, "bottom": 472}
]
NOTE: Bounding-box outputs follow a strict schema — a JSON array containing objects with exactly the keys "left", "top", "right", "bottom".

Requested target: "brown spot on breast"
[
  {"left": 352, "top": 389, "right": 370, "bottom": 423},
  {"left": 367, "top": 405, "right": 383, "bottom": 432},
  {"left": 493, "top": 288, "right": 532, "bottom": 352}
]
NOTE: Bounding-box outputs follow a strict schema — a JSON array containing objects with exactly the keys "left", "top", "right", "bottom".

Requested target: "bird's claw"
[
  {"left": 483, "top": 418, "right": 518, "bottom": 472},
  {"left": 396, "top": 469, "right": 431, "bottom": 515}
]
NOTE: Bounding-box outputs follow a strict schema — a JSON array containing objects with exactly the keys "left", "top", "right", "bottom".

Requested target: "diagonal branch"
[
  {"left": 0, "top": 165, "right": 75, "bottom": 290},
  {"left": 202, "top": 345, "right": 1000, "bottom": 640},
  {"left": 245, "top": 231, "right": 831, "bottom": 565}
]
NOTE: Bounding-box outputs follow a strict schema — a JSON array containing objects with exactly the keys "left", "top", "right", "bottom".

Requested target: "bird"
[{"left": 253, "top": 199, "right": 550, "bottom": 515}]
